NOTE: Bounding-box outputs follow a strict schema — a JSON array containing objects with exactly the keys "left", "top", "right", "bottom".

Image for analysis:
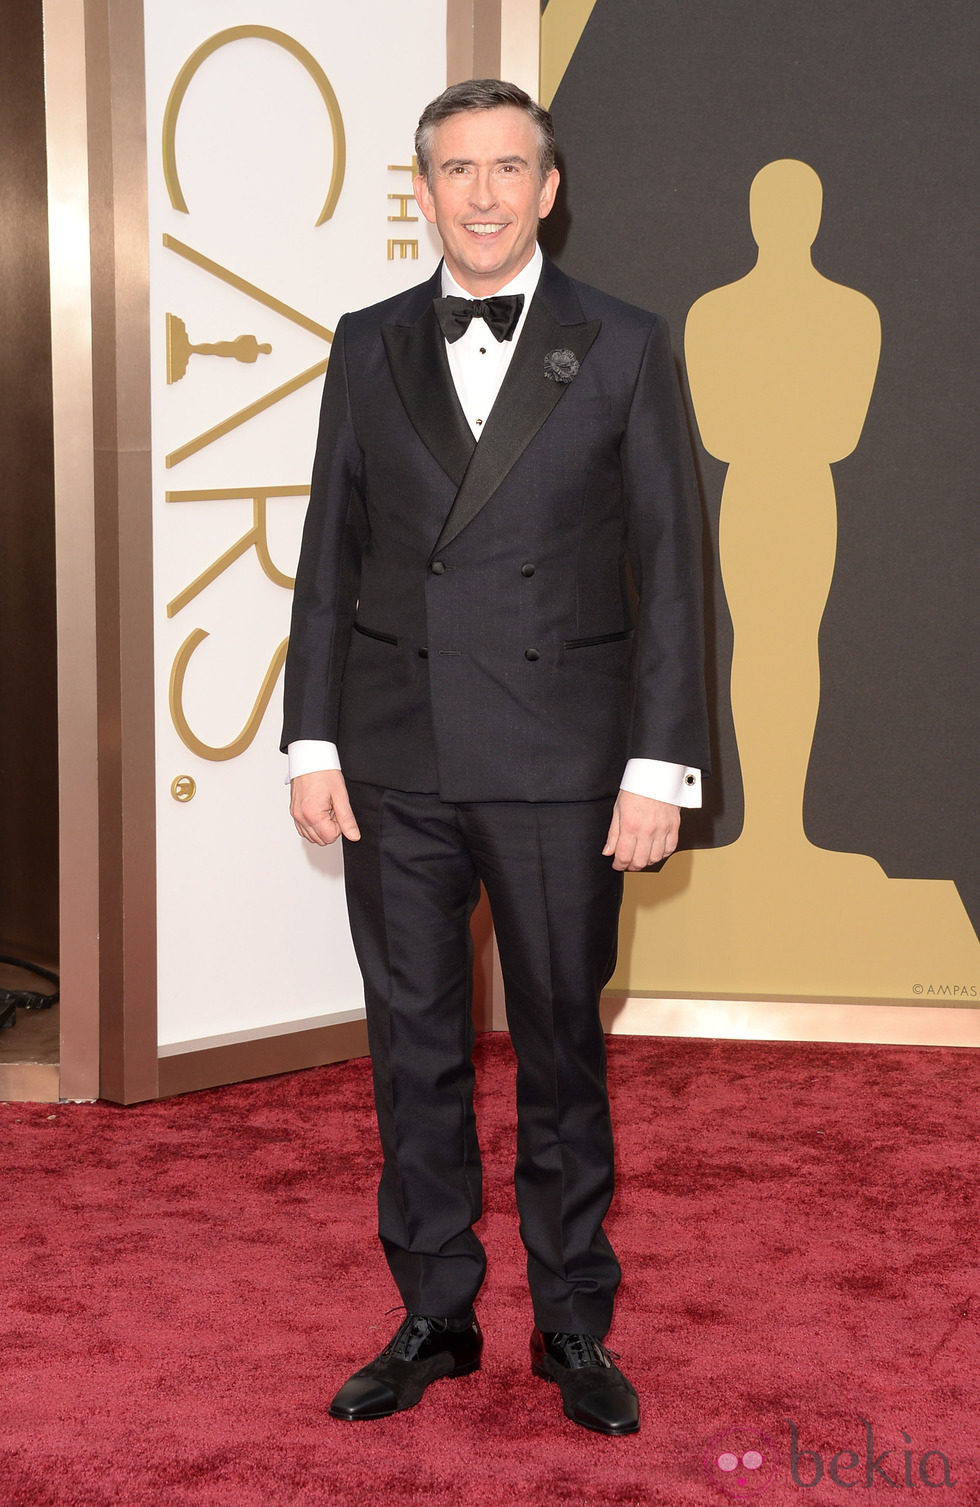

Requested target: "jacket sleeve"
[
  {"left": 280, "top": 315, "right": 366, "bottom": 750},
  {"left": 620, "top": 315, "right": 711, "bottom": 775}
]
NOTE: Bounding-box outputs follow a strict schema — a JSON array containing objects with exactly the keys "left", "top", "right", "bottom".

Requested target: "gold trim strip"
[
  {"left": 166, "top": 486, "right": 311, "bottom": 501},
  {"left": 0, "top": 1063, "right": 61, "bottom": 1103},
  {"left": 158, "top": 1010, "right": 365, "bottom": 1056},
  {"left": 43, "top": 0, "right": 102, "bottom": 1103},
  {"left": 601, "top": 994, "right": 980, "bottom": 1049},
  {"left": 157, "top": 1016, "right": 370, "bottom": 1100}
]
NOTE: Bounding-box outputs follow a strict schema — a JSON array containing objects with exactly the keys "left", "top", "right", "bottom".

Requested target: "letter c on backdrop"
[{"left": 162, "top": 25, "right": 346, "bottom": 225}]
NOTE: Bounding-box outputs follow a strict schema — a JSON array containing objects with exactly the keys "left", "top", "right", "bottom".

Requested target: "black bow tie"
[{"left": 433, "top": 293, "right": 525, "bottom": 344}]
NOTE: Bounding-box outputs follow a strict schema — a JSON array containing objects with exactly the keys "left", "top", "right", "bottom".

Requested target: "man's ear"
[
  {"left": 414, "top": 174, "right": 436, "bottom": 225},
  {"left": 538, "top": 168, "right": 560, "bottom": 222}
]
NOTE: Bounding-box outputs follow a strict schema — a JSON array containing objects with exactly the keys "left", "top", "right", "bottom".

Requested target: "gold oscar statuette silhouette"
[
  {"left": 166, "top": 313, "right": 272, "bottom": 384},
  {"left": 612, "top": 159, "right": 977, "bottom": 1002}
]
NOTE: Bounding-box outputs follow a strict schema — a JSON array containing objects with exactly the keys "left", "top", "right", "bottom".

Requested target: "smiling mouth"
[{"left": 465, "top": 223, "right": 507, "bottom": 235}]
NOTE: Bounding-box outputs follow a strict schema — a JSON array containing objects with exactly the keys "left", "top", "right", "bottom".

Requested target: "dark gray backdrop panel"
[{"left": 544, "top": 0, "right": 978, "bottom": 936}]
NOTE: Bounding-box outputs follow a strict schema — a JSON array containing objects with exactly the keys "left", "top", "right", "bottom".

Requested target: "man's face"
[{"left": 414, "top": 106, "right": 559, "bottom": 295}]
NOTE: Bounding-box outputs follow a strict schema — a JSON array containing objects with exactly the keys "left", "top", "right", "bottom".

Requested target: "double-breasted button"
[
  {"left": 524, "top": 648, "right": 540, "bottom": 662},
  {"left": 430, "top": 560, "right": 446, "bottom": 575},
  {"left": 520, "top": 562, "right": 536, "bottom": 577},
  {"left": 418, "top": 648, "right": 429, "bottom": 659}
]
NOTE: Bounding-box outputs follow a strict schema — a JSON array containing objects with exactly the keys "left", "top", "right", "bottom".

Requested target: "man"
[{"left": 283, "top": 79, "right": 708, "bottom": 1436}]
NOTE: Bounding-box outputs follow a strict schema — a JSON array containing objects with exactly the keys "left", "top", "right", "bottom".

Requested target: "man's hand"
[
  {"left": 603, "top": 790, "right": 680, "bottom": 872},
  {"left": 290, "top": 769, "right": 360, "bottom": 846}
]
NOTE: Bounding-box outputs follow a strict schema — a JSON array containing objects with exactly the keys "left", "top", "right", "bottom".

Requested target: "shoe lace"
[
  {"left": 383, "top": 1313, "right": 449, "bottom": 1362},
  {"left": 552, "top": 1332, "right": 616, "bottom": 1369}
]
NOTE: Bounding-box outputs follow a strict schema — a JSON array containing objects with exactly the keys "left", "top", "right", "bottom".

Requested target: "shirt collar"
[{"left": 440, "top": 243, "right": 543, "bottom": 303}]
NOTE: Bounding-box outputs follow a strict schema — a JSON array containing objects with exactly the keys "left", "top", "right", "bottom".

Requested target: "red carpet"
[{"left": 3, "top": 1033, "right": 978, "bottom": 1505}]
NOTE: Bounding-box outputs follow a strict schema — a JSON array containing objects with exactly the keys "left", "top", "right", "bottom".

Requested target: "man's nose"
[{"left": 469, "top": 169, "right": 498, "bottom": 208}]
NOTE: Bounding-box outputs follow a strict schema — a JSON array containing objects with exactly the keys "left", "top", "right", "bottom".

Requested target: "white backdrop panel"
[{"left": 144, "top": 1, "right": 445, "bottom": 1046}]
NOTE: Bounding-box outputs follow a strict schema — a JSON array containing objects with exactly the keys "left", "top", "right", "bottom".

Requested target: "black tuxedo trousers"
[{"left": 343, "top": 781, "right": 624, "bottom": 1335}]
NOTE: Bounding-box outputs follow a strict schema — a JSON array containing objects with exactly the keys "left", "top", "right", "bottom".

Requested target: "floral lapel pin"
[{"left": 544, "top": 348, "right": 580, "bottom": 385}]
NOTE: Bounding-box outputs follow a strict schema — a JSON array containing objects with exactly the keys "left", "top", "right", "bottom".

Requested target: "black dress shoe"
[
  {"left": 530, "top": 1328, "right": 640, "bottom": 1435},
  {"left": 329, "top": 1313, "right": 483, "bottom": 1420}
]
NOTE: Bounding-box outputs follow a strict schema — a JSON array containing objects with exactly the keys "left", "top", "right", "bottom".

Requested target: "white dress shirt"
[{"left": 288, "top": 245, "right": 702, "bottom": 807}]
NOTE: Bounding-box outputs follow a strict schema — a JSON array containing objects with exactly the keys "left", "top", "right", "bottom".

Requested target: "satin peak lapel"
[
  {"left": 382, "top": 305, "right": 475, "bottom": 487},
  {"left": 433, "top": 294, "right": 601, "bottom": 553}
]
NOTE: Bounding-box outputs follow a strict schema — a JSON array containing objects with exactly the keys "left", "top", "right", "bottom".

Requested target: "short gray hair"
[{"left": 415, "top": 79, "right": 556, "bottom": 184}]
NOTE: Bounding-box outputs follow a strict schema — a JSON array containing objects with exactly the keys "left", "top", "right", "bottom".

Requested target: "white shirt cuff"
[
  {"left": 286, "top": 745, "right": 700, "bottom": 807},
  {"left": 620, "top": 758, "right": 702, "bottom": 808},
  {"left": 287, "top": 740, "right": 342, "bottom": 783}
]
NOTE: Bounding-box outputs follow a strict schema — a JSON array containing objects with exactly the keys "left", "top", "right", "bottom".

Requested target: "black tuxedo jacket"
[{"left": 281, "top": 256, "right": 709, "bottom": 802}]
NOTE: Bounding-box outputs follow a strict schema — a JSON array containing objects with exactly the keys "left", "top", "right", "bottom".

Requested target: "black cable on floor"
[
  {"left": 0, "top": 954, "right": 59, "bottom": 988},
  {"left": 0, "top": 954, "right": 60, "bottom": 1023}
]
